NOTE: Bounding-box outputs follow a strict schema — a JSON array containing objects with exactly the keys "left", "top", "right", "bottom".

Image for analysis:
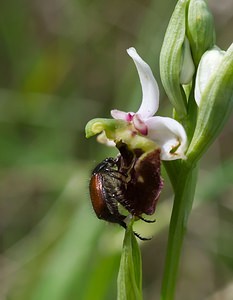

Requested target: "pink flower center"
[
  {"left": 126, "top": 113, "right": 134, "bottom": 122},
  {"left": 132, "top": 114, "right": 148, "bottom": 136}
]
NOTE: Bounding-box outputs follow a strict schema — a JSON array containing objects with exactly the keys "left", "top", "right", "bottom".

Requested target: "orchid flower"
[{"left": 110, "top": 47, "right": 187, "bottom": 160}]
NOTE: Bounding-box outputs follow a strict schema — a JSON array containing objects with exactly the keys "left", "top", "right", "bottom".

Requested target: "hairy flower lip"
[{"left": 117, "top": 142, "right": 163, "bottom": 216}]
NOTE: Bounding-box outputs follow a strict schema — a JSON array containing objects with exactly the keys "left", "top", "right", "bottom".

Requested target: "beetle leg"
[
  {"left": 133, "top": 231, "right": 151, "bottom": 241},
  {"left": 138, "top": 215, "right": 156, "bottom": 223}
]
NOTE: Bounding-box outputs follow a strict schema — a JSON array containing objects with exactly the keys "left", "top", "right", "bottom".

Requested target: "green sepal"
[
  {"left": 85, "top": 118, "right": 157, "bottom": 153},
  {"left": 187, "top": 44, "right": 233, "bottom": 163},
  {"left": 187, "top": 0, "right": 215, "bottom": 66},
  {"left": 117, "top": 221, "right": 142, "bottom": 300},
  {"left": 160, "top": 0, "right": 189, "bottom": 118},
  {"left": 85, "top": 118, "right": 126, "bottom": 139}
]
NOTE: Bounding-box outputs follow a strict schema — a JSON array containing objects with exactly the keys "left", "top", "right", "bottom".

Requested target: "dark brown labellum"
[{"left": 117, "top": 142, "right": 163, "bottom": 217}]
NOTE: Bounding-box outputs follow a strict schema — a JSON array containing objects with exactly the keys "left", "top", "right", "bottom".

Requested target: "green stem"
[{"left": 160, "top": 161, "right": 198, "bottom": 300}]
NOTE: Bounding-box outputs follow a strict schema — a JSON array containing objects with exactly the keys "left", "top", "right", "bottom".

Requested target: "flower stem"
[{"left": 161, "top": 161, "right": 198, "bottom": 300}]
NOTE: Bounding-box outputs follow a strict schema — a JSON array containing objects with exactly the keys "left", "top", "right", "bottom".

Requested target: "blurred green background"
[{"left": 0, "top": 0, "right": 232, "bottom": 299}]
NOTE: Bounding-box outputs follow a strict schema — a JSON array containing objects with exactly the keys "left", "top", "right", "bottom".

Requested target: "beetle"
[
  {"left": 89, "top": 157, "right": 128, "bottom": 229},
  {"left": 89, "top": 143, "right": 161, "bottom": 240}
]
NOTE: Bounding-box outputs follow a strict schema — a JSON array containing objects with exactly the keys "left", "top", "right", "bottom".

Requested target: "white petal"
[
  {"left": 127, "top": 47, "right": 159, "bottom": 118},
  {"left": 111, "top": 109, "right": 134, "bottom": 121},
  {"left": 195, "top": 46, "right": 225, "bottom": 106},
  {"left": 145, "top": 116, "right": 187, "bottom": 160}
]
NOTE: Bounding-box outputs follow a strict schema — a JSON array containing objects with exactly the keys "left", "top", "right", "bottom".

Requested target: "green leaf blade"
[{"left": 117, "top": 223, "right": 143, "bottom": 300}]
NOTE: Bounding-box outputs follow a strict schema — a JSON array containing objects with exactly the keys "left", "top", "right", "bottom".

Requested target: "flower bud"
[
  {"left": 195, "top": 46, "right": 225, "bottom": 106},
  {"left": 187, "top": 44, "right": 233, "bottom": 163},
  {"left": 187, "top": 0, "right": 215, "bottom": 66},
  {"left": 160, "top": 0, "right": 194, "bottom": 118}
]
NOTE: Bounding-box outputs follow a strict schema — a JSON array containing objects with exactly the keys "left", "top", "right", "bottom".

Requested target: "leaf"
[{"left": 117, "top": 221, "right": 143, "bottom": 300}]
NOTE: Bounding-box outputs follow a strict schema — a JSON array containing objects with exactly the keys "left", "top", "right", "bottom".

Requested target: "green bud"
[
  {"left": 160, "top": 0, "right": 193, "bottom": 118},
  {"left": 187, "top": 44, "right": 233, "bottom": 163},
  {"left": 195, "top": 46, "right": 225, "bottom": 106},
  {"left": 180, "top": 37, "right": 195, "bottom": 85},
  {"left": 187, "top": 0, "right": 215, "bottom": 66}
]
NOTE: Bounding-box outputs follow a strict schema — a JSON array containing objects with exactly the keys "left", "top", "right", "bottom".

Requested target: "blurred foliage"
[{"left": 0, "top": 0, "right": 232, "bottom": 299}]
